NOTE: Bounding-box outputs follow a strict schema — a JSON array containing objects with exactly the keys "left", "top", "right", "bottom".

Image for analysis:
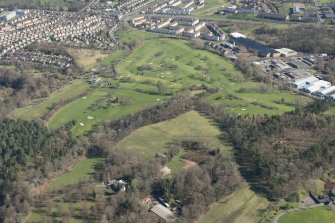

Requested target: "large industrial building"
[
  {"left": 0, "top": 11, "right": 16, "bottom": 21},
  {"left": 275, "top": 48, "right": 298, "bottom": 57},
  {"left": 303, "top": 80, "right": 331, "bottom": 93},
  {"left": 315, "top": 86, "right": 335, "bottom": 97},
  {"left": 293, "top": 76, "right": 319, "bottom": 89}
]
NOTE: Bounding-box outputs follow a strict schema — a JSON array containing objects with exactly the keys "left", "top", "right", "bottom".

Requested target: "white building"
[
  {"left": 315, "top": 86, "right": 335, "bottom": 97},
  {"left": 230, "top": 32, "right": 246, "bottom": 39},
  {"left": 0, "top": 11, "right": 16, "bottom": 21},
  {"left": 15, "top": 9, "right": 30, "bottom": 17},
  {"left": 275, "top": 48, "right": 298, "bottom": 57},
  {"left": 303, "top": 80, "right": 331, "bottom": 93},
  {"left": 293, "top": 76, "right": 319, "bottom": 89}
]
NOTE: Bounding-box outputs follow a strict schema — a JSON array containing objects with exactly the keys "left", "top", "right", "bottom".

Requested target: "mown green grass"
[
  {"left": 47, "top": 157, "right": 104, "bottom": 191},
  {"left": 279, "top": 206, "right": 335, "bottom": 223},
  {"left": 12, "top": 80, "right": 90, "bottom": 120},
  {"left": 167, "top": 149, "right": 187, "bottom": 172},
  {"left": 100, "top": 48, "right": 130, "bottom": 66},
  {"left": 198, "top": 187, "right": 270, "bottom": 223},
  {"left": 116, "top": 37, "right": 310, "bottom": 116},
  {"left": 118, "top": 111, "right": 231, "bottom": 159},
  {"left": 210, "top": 82, "right": 311, "bottom": 115},
  {"left": 319, "top": 0, "right": 335, "bottom": 3},
  {"left": 47, "top": 87, "right": 168, "bottom": 135},
  {"left": 115, "top": 26, "right": 161, "bottom": 45}
]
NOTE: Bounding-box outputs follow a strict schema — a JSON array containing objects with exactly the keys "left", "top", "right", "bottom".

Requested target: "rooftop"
[
  {"left": 151, "top": 204, "right": 177, "bottom": 222},
  {"left": 275, "top": 48, "right": 297, "bottom": 55}
]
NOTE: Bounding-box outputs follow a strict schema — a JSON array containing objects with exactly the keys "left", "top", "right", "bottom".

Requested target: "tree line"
[
  {"left": 0, "top": 118, "right": 83, "bottom": 222},
  {"left": 196, "top": 99, "right": 335, "bottom": 200},
  {"left": 254, "top": 24, "right": 335, "bottom": 55}
]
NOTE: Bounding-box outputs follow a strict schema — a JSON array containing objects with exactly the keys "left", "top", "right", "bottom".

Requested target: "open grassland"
[
  {"left": 115, "top": 26, "right": 161, "bottom": 45},
  {"left": 116, "top": 37, "right": 310, "bottom": 115},
  {"left": 12, "top": 80, "right": 90, "bottom": 120},
  {"left": 26, "top": 200, "right": 96, "bottom": 223},
  {"left": 197, "top": 187, "right": 270, "bottom": 223},
  {"left": 192, "top": 0, "right": 226, "bottom": 16},
  {"left": 319, "top": 0, "right": 335, "bottom": 2},
  {"left": 67, "top": 48, "right": 109, "bottom": 71},
  {"left": 279, "top": 206, "right": 335, "bottom": 223},
  {"left": 324, "top": 106, "right": 335, "bottom": 116},
  {"left": 17, "top": 33, "right": 310, "bottom": 134},
  {"left": 47, "top": 157, "right": 104, "bottom": 191},
  {"left": 47, "top": 86, "right": 168, "bottom": 135},
  {"left": 100, "top": 48, "right": 130, "bottom": 66},
  {"left": 210, "top": 82, "right": 311, "bottom": 115},
  {"left": 118, "top": 111, "right": 231, "bottom": 159}
]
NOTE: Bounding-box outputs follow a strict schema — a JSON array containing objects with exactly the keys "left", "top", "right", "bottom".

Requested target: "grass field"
[
  {"left": 192, "top": 0, "right": 226, "bottom": 16},
  {"left": 324, "top": 106, "right": 335, "bottom": 116},
  {"left": 210, "top": 82, "right": 311, "bottom": 115},
  {"left": 16, "top": 34, "right": 309, "bottom": 134},
  {"left": 47, "top": 87, "right": 168, "bottom": 135},
  {"left": 115, "top": 37, "right": 310, "bottom": 116},
  {"left": 279, "top": 206, "right": 335, "bottom": 223},
  {"left": 100, "top": 48, "right": 130, "bottom": 66},
  {"left": 319, "top": 0, "right": 335, "bottom": 3},
  {"left": 12, "top": 80, "right": 90, "bottom": 120},
  {"left": 26, "top": 200, "right": 96, "bottom": 223},
  {"left": 167, "top": 149, "right": 188, "bottom": 172},
  {"left": 67, "top": 48, "right": 109, "bottom": 71},
  {"left": 118, "top": 111, "right": 231, "bottom": 159},
  {"left": 197, "top": 186, "right": 270, "bottom": 223},
  {"left": 115, "top": 27, "right": 160, "bottom": 45},
  {"left": 47, "top": 157, "right": 104, "bottom": 191}
]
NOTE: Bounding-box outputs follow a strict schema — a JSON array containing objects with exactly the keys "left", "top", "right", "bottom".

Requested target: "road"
[{"left": 80, "top": 0, "right": 100, "bottom": 12}]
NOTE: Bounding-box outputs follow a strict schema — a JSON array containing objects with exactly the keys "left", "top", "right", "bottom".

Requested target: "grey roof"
[{"left": 151, "top": 204, "right": 177, "bottom": 222}]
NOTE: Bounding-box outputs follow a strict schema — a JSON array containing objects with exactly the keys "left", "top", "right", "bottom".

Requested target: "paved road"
[{"left": 80, "top": 0, "right": 100, "bottom": 12}]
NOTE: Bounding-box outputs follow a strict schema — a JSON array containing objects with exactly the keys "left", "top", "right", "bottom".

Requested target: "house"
[
  {"left": 105, "top": 179, "right": 128, "bottom": 192},
  {"left": 88, "top": 75, "right": 101, "bottom": 84},
  {"left": 237, "top": 7, "right": 256, "bottom": 14},
  {"left": 259, "top": 12, "right": 288, "bottom": 21},
  {"left": 150, "top": 204, "right": 177, "bottom": 222},
  {"left": 223, "top": 5, "right": 237, "bottom": 13},
  {"left": 292, "top": 3, "right": 306, "bottom": 14}
]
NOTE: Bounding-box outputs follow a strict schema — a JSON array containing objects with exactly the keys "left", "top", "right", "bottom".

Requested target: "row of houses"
[
  {"left": 205, "top": 22, "right": 225, "bottom": 41},
  {"left": 147, "top": 0, "right": 204, "bottom": 15},
  {"left": 117, "top": 0, "right": 155, "bottom": 13},
  {"left": 133, "top": 16, "right": 227, "bottom": 42},
  {"left": 0, "top": 11, "right": 109, "bottom": 57},
  {"left": 0, "top": 50, "right": 73, "bottom": 69}
]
